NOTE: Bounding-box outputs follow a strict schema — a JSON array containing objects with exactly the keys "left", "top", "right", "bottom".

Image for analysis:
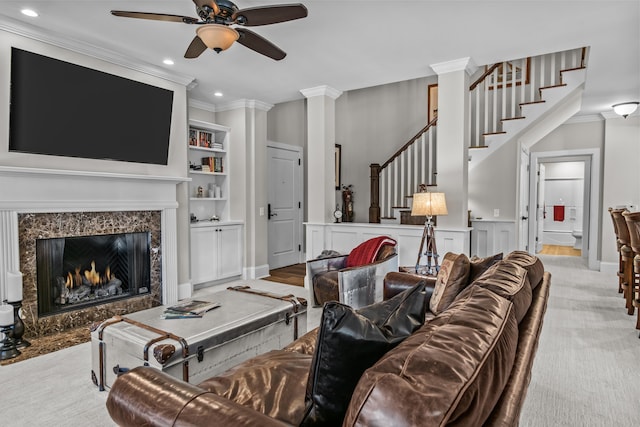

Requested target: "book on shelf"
[
  {"left": 165, "top": 299, "right": 221, "bottom": 316},
  {"left": 189, "top": 129, "right": 198, "bottom": 146},
  {"left": 201, "top": 156, "right": 223, "bottom": 173}
]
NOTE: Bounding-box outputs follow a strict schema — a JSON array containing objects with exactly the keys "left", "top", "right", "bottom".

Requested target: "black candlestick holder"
[
  {"left": 0, "top": 324, "right": 21, "bottom": 360},
  {"left": 9, "top": 301, "right": 30, "bottom": 349}
]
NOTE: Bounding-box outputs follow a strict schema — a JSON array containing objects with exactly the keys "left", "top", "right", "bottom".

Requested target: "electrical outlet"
[
  {"left": 259, "top": 207, "right": 265, "bottom": 216},
  {"left": 493, "top": 209, "right": 500, "bottom": 217}
]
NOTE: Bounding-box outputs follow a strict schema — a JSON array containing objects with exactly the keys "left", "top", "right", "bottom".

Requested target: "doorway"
[
  {"left": 267, "top": 142, "right": 304, "bottom": 270},
  {"left": 527, "top": 149, "right": 600, "bottom": 269}
]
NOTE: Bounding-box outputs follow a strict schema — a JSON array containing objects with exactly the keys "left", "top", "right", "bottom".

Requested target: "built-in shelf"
[{"left": 189, "top": 170, "right": 227, "bottom": 176}]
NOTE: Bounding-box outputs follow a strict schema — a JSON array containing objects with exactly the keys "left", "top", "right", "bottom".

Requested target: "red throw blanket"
[
  {"left": 553, "top": 205, "right": 565, "bottom": 222},
  {"left": 346, "top": 236, "right": 397, "bottom": 268}
]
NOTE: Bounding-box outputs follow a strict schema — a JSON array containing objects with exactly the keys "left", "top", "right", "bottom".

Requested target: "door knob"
[
  {"left": 268, "top": 204, "right": 277, "bottom": 219},
  {"left": 521, "top": 216, "right": 528, "bottom": 220}
]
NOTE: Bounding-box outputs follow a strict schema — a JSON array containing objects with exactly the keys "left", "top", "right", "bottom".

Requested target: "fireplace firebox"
[{"left": 36, "top": 232, "right": 151, "bottom": 316}]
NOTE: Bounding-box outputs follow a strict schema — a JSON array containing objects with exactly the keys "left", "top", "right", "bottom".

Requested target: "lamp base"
[{"left": 415, "top": 217, "right": 440, "bottom": 276}]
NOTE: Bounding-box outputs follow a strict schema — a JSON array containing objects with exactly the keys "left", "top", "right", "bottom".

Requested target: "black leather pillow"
[{"left": 300, "top": 282, "right": 426, "bottom": 427}]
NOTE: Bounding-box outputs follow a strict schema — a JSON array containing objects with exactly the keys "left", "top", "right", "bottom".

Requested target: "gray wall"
[{"left": 267, "top": 77, "right": 436, "bottom": 223}]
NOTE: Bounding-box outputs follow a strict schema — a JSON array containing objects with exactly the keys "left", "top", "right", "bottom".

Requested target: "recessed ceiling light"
[
  {"left": 21, "top": 9, "right": 38, "bottom": 17},
  {"left": 214, "top": 91, "right": 223, "bottom": 97},
  {"left": 163, "top": 59, "right": 174, "bottom": 65}
]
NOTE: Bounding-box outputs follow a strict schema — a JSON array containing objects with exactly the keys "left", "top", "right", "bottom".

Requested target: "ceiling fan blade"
[
  {"left": 111, "top": 11, "right": 199, "bottom": 24},
  {"left": 236, "top": 28, "right": 286, "bottom": 60},
  {"left": 192, "top": 0, "right": 220, "bottom": 16},
  {"left": 232, "top": 4, "right": 308, "bottom": 26},
  {"left": 184, "top": 36, "right": 208, "bottom": 59}
]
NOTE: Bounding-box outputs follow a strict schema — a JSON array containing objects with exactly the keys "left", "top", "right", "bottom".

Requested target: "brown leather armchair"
[{"left": 306, "top": 237, "right": 398, "bottom": 308}]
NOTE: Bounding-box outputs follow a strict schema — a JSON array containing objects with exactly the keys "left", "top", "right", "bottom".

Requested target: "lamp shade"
[
  {"left": 196, "top": 24, "right": 239, "bottom": 52},
  {"left": 411, "top": 192, "right": 448, "bottom": 217},
  {"left": 612, "top": 102, "right": 639, "bottom": 118}
]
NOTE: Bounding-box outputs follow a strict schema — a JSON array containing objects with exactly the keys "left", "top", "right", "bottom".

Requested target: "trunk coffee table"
[{"left": 91, "top": 286, "right": 307, "bottom": 390}]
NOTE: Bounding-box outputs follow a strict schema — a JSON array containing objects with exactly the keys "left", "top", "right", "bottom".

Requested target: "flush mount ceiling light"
[
  {"left": 612, "top": 102, "right": 639, "bottom": 118},
  {"left": 196, "top": 24, "right": 239, "bottom": 53},
  {"left": 214, "top": 91, "right": 223, "bottom": 97},
  {"left": 21, "top": 9, "right": 38, "bottom": 17},
  {"left": 163, "top": 59, "right": 174, "bottom": 65}
]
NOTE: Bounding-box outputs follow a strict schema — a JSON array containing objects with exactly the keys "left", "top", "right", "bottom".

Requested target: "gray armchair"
[{"left": 306, "top": 237, "right": 399, "bottom": 309}]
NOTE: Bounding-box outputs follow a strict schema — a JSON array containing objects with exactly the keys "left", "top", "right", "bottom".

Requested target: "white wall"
[{"left": 601, "top": 115, "right": 640, "bottom": 263}]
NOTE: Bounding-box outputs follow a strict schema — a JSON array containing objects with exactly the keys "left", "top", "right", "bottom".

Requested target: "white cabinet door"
[
  {"left": 190, "top": 227, "right": 217, "bottom": 284},
  {"left": 217, "top": 225, "right": 243, "bottom": 279}
]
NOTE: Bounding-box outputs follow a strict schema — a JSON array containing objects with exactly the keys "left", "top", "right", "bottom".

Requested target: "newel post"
[{"left": 369, "top": 163, "right": 381, "bottom": 223}]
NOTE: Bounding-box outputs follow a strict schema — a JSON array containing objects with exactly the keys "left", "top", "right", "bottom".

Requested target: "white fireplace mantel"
[{"left": 0, "top": 166, "right": 190, "bottom": 306}]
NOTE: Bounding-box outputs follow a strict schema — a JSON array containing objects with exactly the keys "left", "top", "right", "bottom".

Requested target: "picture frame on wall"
[
  {"left": 335, "top": 144, "right": 341, "bottom": 190},
  {"left": 428, "top": 84, "right": 438, "bottom": 123}
]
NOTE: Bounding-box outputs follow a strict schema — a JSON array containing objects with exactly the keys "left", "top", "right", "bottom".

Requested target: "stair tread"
[
  {"left": 501, "top": 116, "right": 526, "bottom": 122},
  {"left": 560, "top": 66, "right": 586, "bottom": 73},
  {"left": 391, "top": 206, "right": 410, "bottom": 209},
  {"left": 520, "top": 100, "right": 546, "bottom": 106},
  {"left": 483, "top": 131, "right": 507, "bottom": 136},
  {"left": 381, "top": 216, "right": 397, "bottom": 220},
  {"left": 469, "top": 145, "right": 489, "bottom": 149},
  {"left": 539, "top": 83, "right": 567, "bottom": 91}
]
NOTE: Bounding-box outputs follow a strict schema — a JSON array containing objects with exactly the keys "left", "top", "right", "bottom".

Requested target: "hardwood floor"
[
  {"left": 264, "top": 263, "right": 306, "bottom": 287},
  {"left": 538, "top": 244, "right": 582, "bottom": 257}
]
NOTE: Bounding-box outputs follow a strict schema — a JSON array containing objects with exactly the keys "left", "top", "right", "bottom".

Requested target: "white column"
[
  {"left": 162, "top": 208, "right": 180, "bottom": 305},
  {"left": 0, "top": 210, "right": 20, "bottom": 303},
  {"left": 430, "top": 58, "right": 476, "bottom": 229},
  {"left": 301, "top": 86, "right": 343, "bottom": 224}
]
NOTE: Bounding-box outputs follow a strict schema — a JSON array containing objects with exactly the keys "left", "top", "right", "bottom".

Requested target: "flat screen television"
[{"left": 9, "top": 48, "right": 174, "bottom": 165}]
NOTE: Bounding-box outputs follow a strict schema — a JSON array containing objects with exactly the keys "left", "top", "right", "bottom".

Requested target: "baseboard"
[
  {"left": 599, "top": 261, "right": 618, "bottom": 275},
  {"left": 244, "top": 264, "right": 270, "bottom": 280},
  {"left": 178, "top": 281, "right": 193, "bottom": 300}
]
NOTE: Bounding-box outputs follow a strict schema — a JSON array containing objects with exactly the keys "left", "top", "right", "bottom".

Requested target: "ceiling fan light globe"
[{"left": 196, "top": 24, "right": 239, "bottom": 52}]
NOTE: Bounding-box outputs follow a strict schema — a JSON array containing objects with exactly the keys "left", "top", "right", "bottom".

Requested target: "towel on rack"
[{"left": 554, "top": 205, "right": 565, "bottom": 222}]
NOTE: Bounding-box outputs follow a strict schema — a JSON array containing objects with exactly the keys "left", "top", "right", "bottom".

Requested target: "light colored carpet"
[
  {"left": 1, "top": 261, "right": 637, "bottom": 426},
  {"left": 520, "top": 255, "right": 640, "bottom": 426}
]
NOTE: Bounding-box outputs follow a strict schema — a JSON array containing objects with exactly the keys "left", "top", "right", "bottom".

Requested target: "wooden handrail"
[
  {"left": 469, "top": 62, "right": 501, "bottom": 91},
  {"left": 381, "top": 117, "right": 437, "bottom": 169}
]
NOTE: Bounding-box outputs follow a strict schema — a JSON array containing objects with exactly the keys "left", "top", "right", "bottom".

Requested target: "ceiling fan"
[{"left": 111, "top": 0, "right": 308, "bottom": 60}]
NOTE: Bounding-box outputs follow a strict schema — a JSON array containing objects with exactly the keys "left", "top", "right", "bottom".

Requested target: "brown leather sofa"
[{"left": 106, "top": 251, "right": 550, "bottom": 427}]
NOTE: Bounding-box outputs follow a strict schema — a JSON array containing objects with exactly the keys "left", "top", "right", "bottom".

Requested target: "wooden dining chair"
[
  {"left": 611, "top": 208, "right": 633, "bottom": 315},
  {"left": 609, "top": 207, "right": 624, "bottom": 293},
  {"left": 623, "top": 211, "right": 640, "bottom": 330}
]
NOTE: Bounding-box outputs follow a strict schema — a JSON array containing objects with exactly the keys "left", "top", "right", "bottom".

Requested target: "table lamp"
[{"left": 411, "top": 192, "right": 448, "bottom": 275}]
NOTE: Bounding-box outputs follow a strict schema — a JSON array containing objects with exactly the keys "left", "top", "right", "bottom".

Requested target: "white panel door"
[
  {"left": 535, "top": 164, "right": 546, "bottom": 253},
  {"left": 267, "top": 145, "right": 302, "bottom": 269}
]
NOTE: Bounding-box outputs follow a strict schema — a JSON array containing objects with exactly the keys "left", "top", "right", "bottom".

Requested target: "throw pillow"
[
  {"left": 300, "top": 282, "right": 426, "bottom": 427},
  {"left": 429, "top": 252, "right": 470, "bottom": 315},
  {"left": 345, "top": 236, "right": 397, "bottom": 268},
  {"left": 468, "top": 252, "right": 503, "bottom": 284}
]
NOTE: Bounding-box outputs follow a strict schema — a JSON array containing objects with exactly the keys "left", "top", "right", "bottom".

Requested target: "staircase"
[
  {"left": 468, "top": 47, "right": 588, "bottom": 168},
  {"left": 369, "top": 47, "right": 588, "bottom": 223}
]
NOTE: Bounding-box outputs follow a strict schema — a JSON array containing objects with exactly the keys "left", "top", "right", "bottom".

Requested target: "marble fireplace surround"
[{"left": 0, "top": 166, "right": 187, "bottom": 337}]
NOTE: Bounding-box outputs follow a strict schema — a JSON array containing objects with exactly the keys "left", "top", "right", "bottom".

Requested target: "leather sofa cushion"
[
  {"left": 197, "top": 350, "right": 312, "bottom": 425},
  {"left": 504, "top": 251, "right": 545, "bottom": 290},
  {"left": 300, "top": 282, "right": 426, "bottom": 427},
  {"left": 429, "top": 252, "right": 471, "bottom": 315},
  {"left": 283, "top": 327, "right": 319, "bottom": 356},
  {"left": 344, "top": 285, "right": 518, "bottom": 427},
  {"left": 471, "top": 260, "right": 532, "bottom": 323},
  {"left": 468, "top": 252, "right": 503, "bottom": 284},
  {"left": 312, "top": 270, "right": 339, "bottom": 306}
]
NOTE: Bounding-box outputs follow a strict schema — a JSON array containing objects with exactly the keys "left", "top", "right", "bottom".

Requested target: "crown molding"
[
  {"left": 188, "top": 99, "right": 218, "bottom": 113},
  {"left": 0, "top": 16, "right": 196, "bottom": 88},
  {"left": 300, "top": 85, "right": 343, "bottom": 100},
  {"left": 565, "top": 114, "right": 604, "bottom": 124},
  {"left": 430, "top": 57, "right": 477, "bottom": 76},
  {"left": 216, "top": 99, "right": 274, "bottom": 112}
]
